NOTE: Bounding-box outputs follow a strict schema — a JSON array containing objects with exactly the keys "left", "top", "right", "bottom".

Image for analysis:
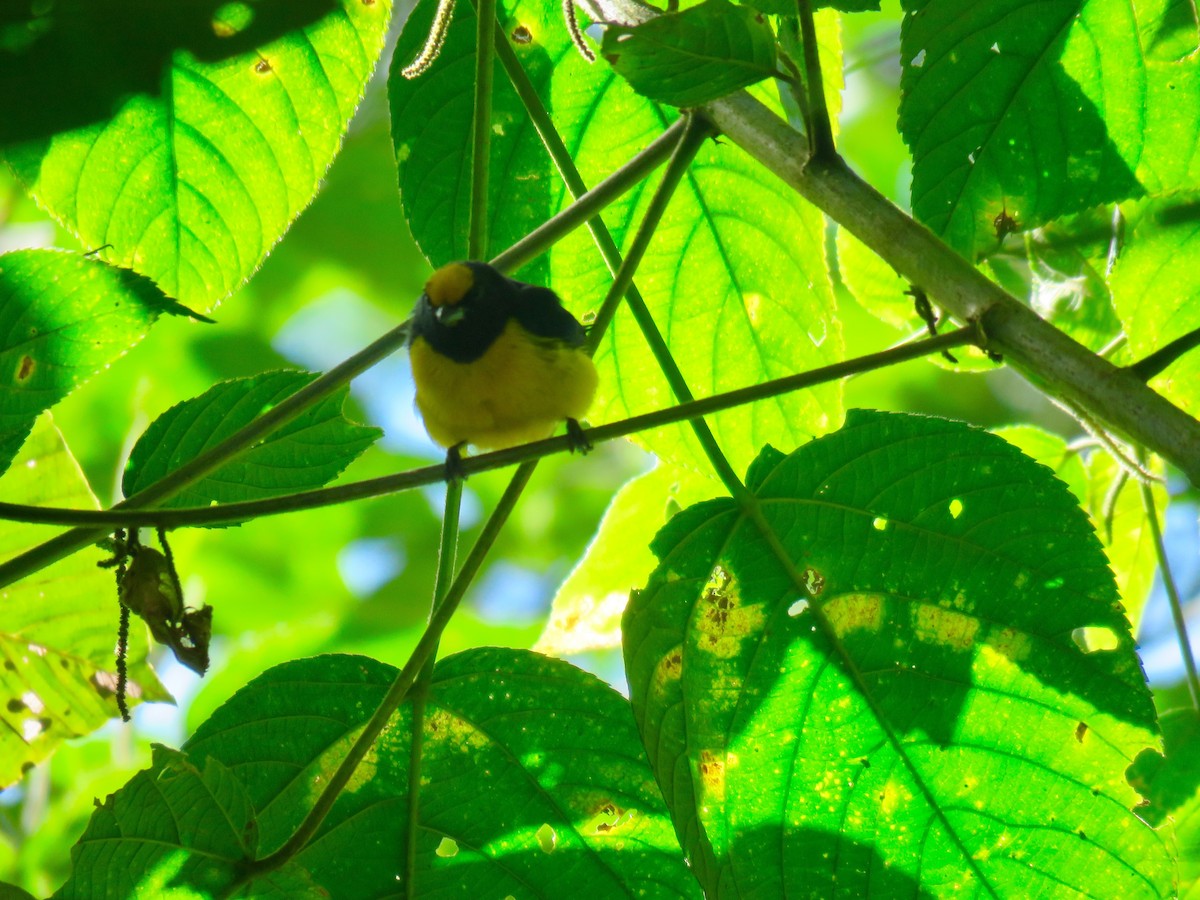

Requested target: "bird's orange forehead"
[{"left": 424, "top": 263, "right": 475, "bottom": 307}]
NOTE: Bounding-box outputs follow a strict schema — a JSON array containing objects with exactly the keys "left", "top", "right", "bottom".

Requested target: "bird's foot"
[
  {"left": 565, "top": 419, "right": 592, "bottom": 455},
  {"left": 444, "top": 443, "right": 468, "bottom": 481}
]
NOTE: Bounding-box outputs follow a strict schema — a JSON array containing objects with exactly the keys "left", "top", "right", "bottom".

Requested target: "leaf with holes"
[
  {"left": 899, "top": 0, "right": 1148, "bottom": 258},
  {"left": 121, "top": 371, "right": 380, "bottom": 509},
  {"left": 390, "top": 0, "right": 843, "bottom": 476},
  {"left": 1, "top": 0, "right": 393, "bottom": 311},
  {"left": 623, "top": 410, "right": 1170, "bottom": 897},
  {"left": 175, "top": 649, "right": 698, "bottom": 896},
  {"left": 0, "top": 417, "right": 168, "bottom": 788},
  {"left": 601, "top": 0, "right": 779, "bottom": 107},
  {"left": 0, "top": 250, "right": 204, "bottom": 476}
]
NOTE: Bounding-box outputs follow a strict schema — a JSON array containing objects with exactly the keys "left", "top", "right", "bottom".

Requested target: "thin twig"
[
  {"left": 795, "top": 0, "right": 835, "bottom": 161},
  {"left": 0, "top": 328, "right": 978, "bottom": 529},
  {"left": 1138, "top": 458, "right": 1200, "bottom": 711}
]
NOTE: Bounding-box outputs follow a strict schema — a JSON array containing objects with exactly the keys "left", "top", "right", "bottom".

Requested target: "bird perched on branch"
[{"left": 408, "top": 261, "right": 598, "bottom": 477}]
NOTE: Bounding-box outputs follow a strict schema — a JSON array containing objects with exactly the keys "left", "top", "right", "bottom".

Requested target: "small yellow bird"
[{"left": 408, "top": 261, "right": 598, "bottom": 474}]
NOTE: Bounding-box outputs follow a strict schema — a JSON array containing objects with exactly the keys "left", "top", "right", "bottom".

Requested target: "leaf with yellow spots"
[{"left": 624, "top": 409, "right": 1171, "bottom": 898}]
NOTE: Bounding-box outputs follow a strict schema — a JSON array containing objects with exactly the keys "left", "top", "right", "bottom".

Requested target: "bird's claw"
[{"left": 566, "top": 419, "right": 592, "bottom": 455}]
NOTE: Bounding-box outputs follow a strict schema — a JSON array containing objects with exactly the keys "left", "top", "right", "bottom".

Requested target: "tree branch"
[{"left": 699, "top": 92, "right": 1200, "bottom": 486}]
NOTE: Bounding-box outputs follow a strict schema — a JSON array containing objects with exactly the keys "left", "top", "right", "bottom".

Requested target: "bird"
[{"left": 408, "top": 261, "right": 598, "bottom": 477}]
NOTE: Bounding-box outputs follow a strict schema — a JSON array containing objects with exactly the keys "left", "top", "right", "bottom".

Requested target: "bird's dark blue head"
[{"left": 410, "top": 261, "right": 516, "bottom": 363}]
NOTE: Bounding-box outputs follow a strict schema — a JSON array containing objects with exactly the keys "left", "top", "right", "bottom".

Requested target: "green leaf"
[
  {"left": 1129, "top": 708, "right": 1200, "bottom": 827},
  {"left": 390, "top": 0, "right": 843, "bottom": 475},
  {"left": 0, "top": 250, "right": 197, "bottom": 476},
  {"left": 994, "top": 425, "right": 1165, "bottom": 631},
  {"left": 0, "top": 417, "right": 167, "bottom": 788},
  {"left": 180, "top": 649, "right": 697, "bottom": 897},
  {"left": 537, "top": 463, "right": 719, "bottom": 655},
  {"left": 899, "top": 0, "right": 1146, "bottom": 258},
  {"left": 1, "top": 0, "right": 394, "bottom": 311},
  {"left": 1111, "top": 198, "right": 1200, "bottom": 418},
  {"left": 1129, "top": 706, "right": 1200, "bottom": 894},
  {"left": 122, "top": 370, "right": 380, "bottom": 508},
  {"left": 1139, "top": 61, "right": 1200, "bottom": 196},
  {"left": 742, "top": 0, "right": 880, "bottom": 13},
  {"left": 55, "top": 745, "right": 272, "bottom": 899},
  {"left": 601, "top": 0, "right": 779, "bottom": 107},
  {"left": 624, "top": 410, "right": 1169, "bottom": 896}
]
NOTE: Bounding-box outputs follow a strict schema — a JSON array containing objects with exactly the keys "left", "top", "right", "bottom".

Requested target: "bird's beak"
[{"left": 434, "top": 305, "right": 466, "bottom": 326}]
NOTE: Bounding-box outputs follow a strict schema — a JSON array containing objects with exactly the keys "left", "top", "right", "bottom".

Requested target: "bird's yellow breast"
[{"left": 410, "top": 318, "right": 598, "bottom": 451}]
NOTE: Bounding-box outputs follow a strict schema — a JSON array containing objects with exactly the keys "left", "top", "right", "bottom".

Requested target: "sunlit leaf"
[
  {"left": 1139, "top": 61, "right": 1200, "bottom": 196},
  {"left": 624, "top": 410, "right": 1168, "bottom": 896},
  {"left": 0, "top": 250, "right": 202, "bottom": 476},
  {"left": 537, "top": 463, "right": 719, "bottom": 655},
  {"left": 179, "top": 649, "right": 698, "bottom": 896},
  {"left": 1, "top": 0, "right": 394, "bottom": 310},
  {"left": 601, "top": 0, "right": 779, "bottom": 107},
  {"left": 0, "top": 417, "right": 167, "bottom": 788},
  {"left": 899, "top": 0, "right": 1147, "bottom": 257},
  {"left": 1111, "top": 198, "right": 1200, "bottom": 419},
  {"left": 122, "top": 370, "right": 381, "bottom": 508}
]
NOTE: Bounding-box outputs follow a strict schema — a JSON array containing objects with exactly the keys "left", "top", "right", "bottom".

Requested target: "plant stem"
[
  {"left": 1139, "top": 469, "right": 1200, "bottom": 710},
  {"left": 0, "top": 328, "right": 977, "bottom": 529},
  {"left": 795, "top": 0, "right": 835, "bottom": 161},
  {"left": 404, "top": 479, "right": 462, "bottom": 896},
  {"left": 468, "top": 0, "right": 496, "bottom": 260},
  {"left": 404, "top": 0, "right": 492, "bottom": 880},
  {"left": 240, "top": 466, "right": 534, "bottom": 882},
  {"left": 1126, "top": 325, "right": 1200, "bottom": 383}
]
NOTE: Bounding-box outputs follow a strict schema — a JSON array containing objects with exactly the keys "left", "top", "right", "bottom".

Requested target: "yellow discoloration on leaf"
[
  {"left": 695, "top": 566, "right": 765, "bottom": 658},
  {"left": 697, "top": 749, "right": 726, "bottom": 804},
  {"left": 913, "top": 603, "right": 980, "bottom": 651},
  {"left": 427, "top": 708, "right": 488, "bottom": 753},
  {"left": 653, "top": 647, "right": 683, "bottom": 686},
  {"left": 983, "top": 626, "right": 1032, "bottom": 663},
  {"left": 878, "top": 777, "right": 912, "bottom": 817},
  {"left": 824, "top": 592, "right": 885, "bottom": 636}
]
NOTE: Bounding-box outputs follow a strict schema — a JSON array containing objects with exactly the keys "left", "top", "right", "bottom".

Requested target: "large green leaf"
[
  {"left": 390, "top": 0, "right": 842, "bottom": 475},
  {"left": 0, "top": 250, "right": 202, "bottom": 476},
  {"left": 0, "top": 417, "right": 167, "bottom": 788},
  {"left": 1111, "top": 197, "right": 1200, "bottom": 418},
  {"left": 176, "top": 649, "right": 697, "bottom": 896},
  {"left": 1, "top": 0, "right": 393, "bottom": 311},
  {"left": 122, "top": 370, "right": 380, "bottom": 508},
  {"left": 600, "top": 0, "right": 779, "bottom": 107},
  {"left": 899, "top": 0, "right": 1147, "bottom": 258},
  {"left": 623, "top": 410, "right": 1169, "bottom": 896}
]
